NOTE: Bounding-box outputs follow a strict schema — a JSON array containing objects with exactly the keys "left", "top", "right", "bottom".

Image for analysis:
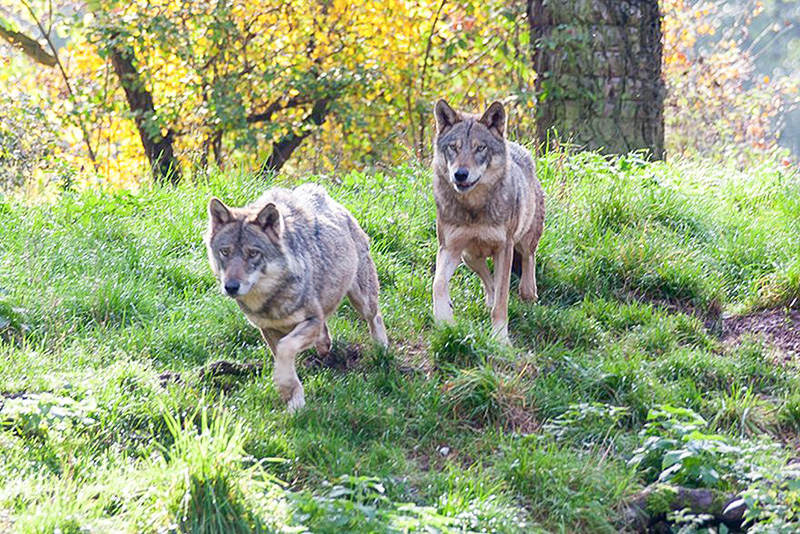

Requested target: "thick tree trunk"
[
  {"left": 529, "top": 0, "right": 665, "bottom": 159},
  {"left": 108, "top": 33, "right": 181, "bottom": 184}
]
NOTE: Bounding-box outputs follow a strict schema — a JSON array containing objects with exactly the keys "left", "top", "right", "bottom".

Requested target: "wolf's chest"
[
  {"left": 243, "top": 308, "right": 308, "bottom": 333},
  {"left": 441, "top": 224, "right": 508, "bottom": 254}
]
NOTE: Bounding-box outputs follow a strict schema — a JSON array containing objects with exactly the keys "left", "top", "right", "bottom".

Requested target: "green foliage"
[
  {"left": 0, "top": 393, "right": 97, "bottom": 440},
  {"left": 629, "top": 406, "right": 734, "bottom": 489},
  {"left": 742, "top": 463, "right": 800, "bottom": 532},
  {"left": 777, "top": 393, "right": 800, "bottom": 433},
  {"left": 542, "top": 402, "right": 630, "bottom": 447},
  {"left": 289, "top": 475, "right": 458, "bottom": 534},
  {"left": 0, "top": 93, "right": 69, "bottom": 193}
]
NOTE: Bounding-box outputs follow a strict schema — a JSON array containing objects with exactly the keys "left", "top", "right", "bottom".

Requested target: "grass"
[{"left": 0, "top": 150, "right": 799, "bottom": 532}]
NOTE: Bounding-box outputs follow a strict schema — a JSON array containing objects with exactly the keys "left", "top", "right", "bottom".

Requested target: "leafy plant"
[
  {"left": 542, "top": 402, "right": 630, "bottom": 446},
  {"left": 0, "top": 393, "right": 97, "bottom": 439},
  {"left": 628, "top": 405, "right": 740, "bottom": 489}
]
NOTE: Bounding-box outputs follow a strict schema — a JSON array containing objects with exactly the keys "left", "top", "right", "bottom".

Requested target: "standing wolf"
[
  {"left": 205, "top": 184, "right": 389, "bottom": 411},
  {"left": 432, "top": 100, "right": 545, "bottom": 341}
]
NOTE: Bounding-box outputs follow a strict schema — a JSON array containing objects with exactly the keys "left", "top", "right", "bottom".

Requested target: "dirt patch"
[
  {"left": 722, "top": 308, "right": 800, "bottom": 359},
  {"left": 304, "top": 343, "right": 363, "bottom": 372}
]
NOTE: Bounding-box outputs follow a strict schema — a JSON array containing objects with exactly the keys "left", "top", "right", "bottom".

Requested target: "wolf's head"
[
  {"left": 433, "top": 100, "right": 508, "bottom": 194},
  {"left": 205, "top": 198, "right": 287, "bottom": 299}
]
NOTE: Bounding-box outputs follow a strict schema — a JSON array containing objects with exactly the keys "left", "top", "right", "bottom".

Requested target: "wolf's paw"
[
  {"left": 433, "top": 300, "right": 455, "bottom": 324},
  {"left": 286, "top": 385, "right": 306, "bottom": 413},
  {"left": 492, "top": 323, "right": 510, "bottom": 344},
  {"left": 315, "top": 338, "right": 332, "bottom": 357},
  {"left": 519, "top": 287, "right": 538, "bottom": 303}
]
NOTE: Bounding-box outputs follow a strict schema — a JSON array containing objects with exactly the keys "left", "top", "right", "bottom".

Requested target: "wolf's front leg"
[
  {"left": 274, "top": 317, "right": 322, "bottom": 412},
  {"left": 462, "top": 251, "right": 495, "bottom": 308},
  {"left": 490, "top": 242, "right": 514, "bottom": 342},
  {"left": 432, "top": 246, "right": 462, "bottom": 323}
]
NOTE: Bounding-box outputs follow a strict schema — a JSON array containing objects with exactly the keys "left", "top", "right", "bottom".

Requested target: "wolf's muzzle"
[
  {"left": 454, "top": 169, "right": 470, "bottom": 183},
  {"left": 224, "top": 280, "right": 241, "bottom": 296}
]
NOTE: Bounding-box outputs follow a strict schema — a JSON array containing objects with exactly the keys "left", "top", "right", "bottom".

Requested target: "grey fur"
[
  {"left": 205, "top": 184, "right": 388, "bottom": 411},
  {"left": 431, "top": 100, "right": 545, "bottom": 341}
]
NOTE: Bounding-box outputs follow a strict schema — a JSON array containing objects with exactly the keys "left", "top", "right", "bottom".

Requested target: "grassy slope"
[{"left": 0, "top": 151, "right": 799, "bottom": 533}]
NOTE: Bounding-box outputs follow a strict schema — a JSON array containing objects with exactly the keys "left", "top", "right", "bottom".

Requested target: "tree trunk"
[
  {"left": 108, "top": 33, "right": 181, "bottom": 184},
  {"left": 529, "top": 0, "right": 665, "bottom": 159},
  {"left": 260, "top": 97, "right": 331, "bottom": 175}
]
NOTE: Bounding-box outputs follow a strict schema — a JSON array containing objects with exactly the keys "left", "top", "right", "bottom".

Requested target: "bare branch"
[
  {"left": 0, "top": 18, "right": 56, "bottom": 66},
  {"left": 260, "top": 97, "right": 331, "bottom": 174},
  {"left": 20, "top": 0, "right": 98, "bottom": 167},
  {"left": 246, "top": 95, "right": 310, "bottom": 124}
]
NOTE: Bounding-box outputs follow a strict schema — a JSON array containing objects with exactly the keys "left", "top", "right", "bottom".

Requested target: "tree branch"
[
  {"left": 260, "top": 97, "right": 331, "bottom": 175},
  {"left": 0, "top": 19, "right": 56, "bottom": 66},
  {"left": 246, "top": 94, "right": 310, "bottom": 124},
  {"left": 20, "top": 1, "right": 98, "bottom": 167},
  {"left": 416, "top": 0, "right": 447, "bottom": 160}
]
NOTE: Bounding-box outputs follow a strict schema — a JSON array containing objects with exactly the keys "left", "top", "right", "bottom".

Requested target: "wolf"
[
  {"left": 431, "top": 99, "right": 545, "bottom": 341},
  {"left": 205, "top": 184, "right": 389, "bottom": 411}
]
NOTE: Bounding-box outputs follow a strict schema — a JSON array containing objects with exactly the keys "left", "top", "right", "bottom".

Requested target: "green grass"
[{"left": 0, "top": 151, "right": 799, "bottom": 532}]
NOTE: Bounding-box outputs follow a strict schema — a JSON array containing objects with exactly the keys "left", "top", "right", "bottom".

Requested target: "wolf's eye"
[
  {"left": 475, "top": 145, "right": 486, "bottom": 153},
  {"left": 247, "top": 249, "right": 261, "bottom": 259},
  {"left": 220, "top": 248, "right": 231, "bottom": 258},
  {"left": 448, "top": 143, "right": 458, "bottom": 153}
]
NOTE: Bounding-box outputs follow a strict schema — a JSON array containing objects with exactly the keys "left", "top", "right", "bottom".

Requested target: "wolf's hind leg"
[
  {"left": 519, "top": 252, "right": 538, "bottom": 303},
  {"left": 348, "top": 256, "right": 389, "bottom": 347},
  {"left": 463, "top": 252, "right": 495, "bottom": 308},
  {"left": 491, "top": 242, "right": 514, "bottom": 342},
  {"left": 315, "top": 322, "right": 332, "bottom": 356}
]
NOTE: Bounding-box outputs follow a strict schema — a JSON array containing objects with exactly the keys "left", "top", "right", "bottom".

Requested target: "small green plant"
[
  {"left": 430, "top": 322, "right": 497, "bottom": 369},
  {"left": 628, "top": 405, "right": 739, "bottom": 489},
  {"left": 289, "top": 474, "right": 459, "bottom": 533},
  {"left": 710, "top": 384, "right": 775, "bottom": 437},
  {"left": 0, "top": 393, "right": 97, "bottom": 439},
  {"left": 777, "top": 393, "right": 800, "bottom": 433},
  {"left": 542, "top": 402, "right": 630, "bottom": 446},
  {"left": 741, "top": 462, "right": 800, "bottom": 532}
]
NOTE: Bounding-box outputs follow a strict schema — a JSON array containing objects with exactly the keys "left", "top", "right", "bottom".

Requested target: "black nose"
[
  {"left": 454, "top": 169, "right": 470, "bottom": 183},
  {"left": 224, "top": 281, "right": 240, "bottom": 295}
]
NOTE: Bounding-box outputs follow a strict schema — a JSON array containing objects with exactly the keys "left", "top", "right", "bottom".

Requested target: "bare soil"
[{"left": 721, "top": 307, "right": 800, "bottom": 360}]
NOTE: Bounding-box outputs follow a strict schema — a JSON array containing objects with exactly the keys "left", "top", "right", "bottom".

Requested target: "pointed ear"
[
  {"left": 255, "top": 202, "right": 282, "bottom": 239},
  {"left": 208, "top": 197, "right": 231, "bottom": 226},
  {"left": 479, "top": 101, "right": 506, "bottom": 138},
  {"left": 434, "top": 99, "right": 460, "bottom": 134}
]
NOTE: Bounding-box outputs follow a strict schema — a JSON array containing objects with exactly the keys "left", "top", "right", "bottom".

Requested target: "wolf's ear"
[
  {"left": 208, "top": 197, "right": 231, "bottom": 226},
  {"left": 255, "top": 202, "right": 282, "bottom": 240},
  {"left": 434, "top": 99, "right": 460, "bottom": 134},
  {"left": 479, "top": 101, "right": 506, "bottom": 139}
]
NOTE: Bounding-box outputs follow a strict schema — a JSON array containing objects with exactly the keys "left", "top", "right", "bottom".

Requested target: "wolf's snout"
[
  {"left": 453, "top": 169, "right": 470, "bottom": 183},
  {"left": 224, "top": 280, "right": 241, "bottom": 295}
]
